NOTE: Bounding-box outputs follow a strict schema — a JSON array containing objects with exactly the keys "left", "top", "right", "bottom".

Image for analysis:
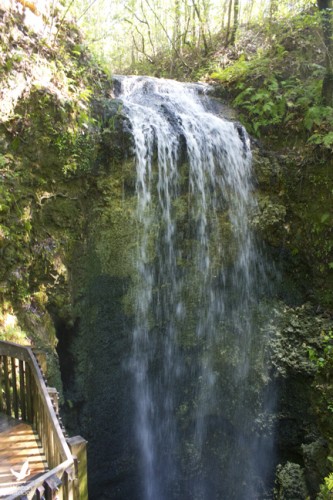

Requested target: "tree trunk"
[
  {"left": 269, "top": 0, "right": 278, "bottom": 25},
  {"left": 173, "top": 0, "right": 181, "bottom": 54},
  {"left": 192, "top": 0, "right": 209, "bottom": 54},
  {"left": 229, "top": 0, "right": 239, "bottom": 46},
  {"left": 247, "top": 0, "right": 255, "bottom": 25},
  {"left": 317, "top": 0, "right": 333, "bottom": 106},
  {"left": 225, "top": 0, "right": 233, "bottom": 45},
  {"left": 221, "top": 0, "right": 228, "bottom": 30}
]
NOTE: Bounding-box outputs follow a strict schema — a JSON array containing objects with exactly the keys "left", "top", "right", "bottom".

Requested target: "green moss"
[
  {"left": 0, "top": 3, "right": 115, "bottom": 395},
  {"left": 275, "top": 462, "right": 308, "bottom": 500}
]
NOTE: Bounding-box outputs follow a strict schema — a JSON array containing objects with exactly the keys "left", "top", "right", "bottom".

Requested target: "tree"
[
  {"left": 229, "top": 0, "right": 239, "bottom": 45},
  {"left": 269, "top": 0, "right": 278, "bottom": 25},
  {"left": 192, "top": 0, "right": 210, "bottom": 54},
  {"left": 225, "top": 0, "right": 233, "bottom": 45},
  {"left": 317, "top": 0, "right": 333, "bottom": 106},
  {"left": 225, "top": 0, "right": 239, "bottom": 46}
]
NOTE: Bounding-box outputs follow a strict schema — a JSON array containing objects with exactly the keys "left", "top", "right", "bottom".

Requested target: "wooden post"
[
  {"left": 67, "top": 436, "right": 88, "bottom": 500},
  {"left": 47, "top": 387, "right": 59, "bottom": 414},
  {"left": 35, "top": 485, "right": 45, "bottom": 500},
  {"left": 3, "top": 356, "right": 11, "bottom": 416},
  {"left": 0, "top": 341, "right": 86, "bottom": 500},
  {"left": 44, "top": 474, "right": 62, "bottom": 500},
  {"left": 0, "top": 355, "right": 3, "bottom": 412},
  {"left": 63, "top": 466, "right": 75, "bottom": 500},
  {"left": 11, "top": 357, "right": 19, "bottom": 419},
  {"left": 19, "top": 360, "right": 26, "bottom": 420},
  {"left": 26, "top": 363, "right": 33, "bottom": 423}
]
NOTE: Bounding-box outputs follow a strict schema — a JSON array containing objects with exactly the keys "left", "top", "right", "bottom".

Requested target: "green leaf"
[
  {"left": 309, "top": 133, "right": 323, "bottom": 145},
  {"left": 321, "top": 213, "right": 330, "bottom": 223},
  {"left": 210, "top": 71, "right": 223, "bottom": 80},
  {"left": 325, "top": 473, "right": 333, "bottom": 491},
  {"left": 263, "top": 102, "right": 273, "bottom": 112},
  {"left": 267, "top": 79, "right": 279, "bottom": 92},
  {"left": 323, "top": 132, "right": 333, "bottom": 147}
]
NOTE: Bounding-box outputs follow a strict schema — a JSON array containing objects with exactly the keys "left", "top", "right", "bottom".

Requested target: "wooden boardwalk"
[
  {"left": 0, "top": 413, "right": 47, "bottom": 498},
  {"left": 0, "top": 340, "right": 87, "bottom": 499}
]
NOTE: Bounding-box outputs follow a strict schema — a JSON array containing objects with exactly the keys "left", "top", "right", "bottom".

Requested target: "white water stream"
[{"left": 116, "top": 75, "right": 274, "bottom": 500}]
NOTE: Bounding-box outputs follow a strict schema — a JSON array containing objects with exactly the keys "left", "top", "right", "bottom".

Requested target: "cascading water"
[{"left": 115, "top": 76, "right": 275, "bottom": 500}]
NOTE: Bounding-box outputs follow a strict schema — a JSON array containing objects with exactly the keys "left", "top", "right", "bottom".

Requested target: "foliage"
[
  {"left": 0, "top": 304, "right": 28, "bottom": 344},
  {"left": 53, "top": 106, "right": 97, "bottom": 176},
  {"left": 318, "top": 469, "right": 333, "bottom": 498},
  {"left": 233, "top": 76, "right": 287, "bottom": 133},
  {"left": 0, "top": 2, "right": 109, "bottom": 349},
  {"left": 308, "top": 330, "right": 333, "bottom": 370},
  {"left": 207, "top": 11, "right": 333, "bottom": 150},
  {"left": 62, "top": 0, "right": 318, "bottom": 77},
  {"left": 308, "top": 331, "right": 333, "bottom": 497}
]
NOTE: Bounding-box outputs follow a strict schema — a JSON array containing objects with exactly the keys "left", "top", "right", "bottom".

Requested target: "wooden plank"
[
  {"left": 0, "top": 341, "right": 77, "bottom": 499},
  {"left": 43, "top": 404, "right": 49, "bottom": 465},
  {"left": 31, "top": 366, "right": 37, "bottom": 430},
  {"left": 26, "top": 352, "right": 71, "bottom": 463},
  {"left": 63, "top": 468, "right": 69, "bottom": 500},
  {"left": 0, "top": 341, "right": 30, "bottom": 362},
  {"left": 47, "top": 387, "right": 59, "bottom": 414},
  {"left": 25, "top": 364, "right": 33, "bottom": 423},
  {"left": 19, "top": 360, "right": 26, "bottom": 421},
  {"left": 0, "top": 414, "right": 47, "bottom": 498},
  {"left": 37, "top": 393, "right": 43, "bottom": 454},
  {"left": 67, "top": 436, "right": 88, "bottom": 500},
  {"left": 35, "top": 485, "right": 45, "bottom": 500},
  {"left": 0, "top": 355, "right": 3, "bottom": 412},
  {"left": 3, "top": 356, "right": 11, "bottom": 416},
  {"left": 66, "top": 466, "right": 75, "bottom": 500},
  {"left": 11, "top": 357, "right": 19, "bottom": 419},
  {"left": 5, "top": 458, "right": 73, "bottom": 500},
  {"left": 44, "top": 474, "right": 62, "bottom": 500},
  {"left": 47, "top": 419, "right": 53, "bottom": 468},
  {"left": 1, "top": 343, "right": 72, "bottom": 462}
]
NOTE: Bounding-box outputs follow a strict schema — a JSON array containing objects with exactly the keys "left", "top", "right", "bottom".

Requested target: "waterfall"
[{"left": 115, "top": 75, "right": 275, "bottom": 500}]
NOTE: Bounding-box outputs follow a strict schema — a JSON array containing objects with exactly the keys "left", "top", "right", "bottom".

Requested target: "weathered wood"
[
  {"left": 27, "top": 347, "right": 71, "bottom": 464},
  {"left": 44, "top": 474, "right": 63, "bottom": 500},
  {"left": 11, "top": 357, "right": 19, "bottom": 419},
  {"left": 63, "top": 467, "right": 75, "bottom": 500},
  {"left": 0, "top": 356, "right": 3, "bottom": 412},
  {"left": 35, "top": 485, "right": 45, "bottom": 500},
  {"left": 3, "top": 356, "right": 11, "bottom": 416},
  {"left": 19, "top": 360, "right": 26, "bottom": 420},
  {"left": 67, "top": 436, "right": 88, "bottom": 500},
  {"left": 26, "top": 363, "right": 33, "bottom": 423},
  {"left": 5, "top": 459, "right": 73, "bottom": 500},
  {"left": 0, "top": 341, "right": 86, "bottom": 500},
  {"left": 0, "top": 414, "right": 47, "bottom": 497},
  {"left": 48, "top": 387, "right": 59, "bottom": 413},
  {"left": 71, "top": 456, "right": 80, "bottom": 500},
  {"left": 0, "top": 341, "right": 31, "bottom": 362}
]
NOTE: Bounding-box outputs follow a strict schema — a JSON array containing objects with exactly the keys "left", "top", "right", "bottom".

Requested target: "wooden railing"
[{"left": 0, "top": 340, "right": 88, "bottom": 499}]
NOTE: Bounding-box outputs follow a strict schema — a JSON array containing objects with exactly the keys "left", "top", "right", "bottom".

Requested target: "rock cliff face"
[
  {"left": 1, "top": 3, "right": 333, "bottom": 499},
  {"left": 59, "top": 133, "right": 333, "bottom": 500},
  {"left": 0, "top": 0, "right": 115, "bottom": 379}
]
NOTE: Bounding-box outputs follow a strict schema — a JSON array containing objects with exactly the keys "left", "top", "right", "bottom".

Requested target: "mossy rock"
[{"left": 275, "top": 462, "right": 309, "bottom": 500}]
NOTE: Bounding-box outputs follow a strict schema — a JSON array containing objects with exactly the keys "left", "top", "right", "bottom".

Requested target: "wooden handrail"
[
  {"left": 0, "top": 340, "right": 88, "bottom": 499},
  {"left": 5, "top": 458, "right": 74, "bottom": 500}
]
